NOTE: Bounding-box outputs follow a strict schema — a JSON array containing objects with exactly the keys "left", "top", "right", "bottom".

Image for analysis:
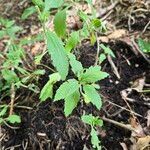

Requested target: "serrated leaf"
[
  {"left": 46, "top": 31, "right": 69, "bottom": 80},
  {"left": 0, "top": 105, "right": 8, "bottom": 117},
  {"left": 40, "top": 73, "right": 60, "bottom": 101},
  {"left": 40, "top": 81, "right": 53, "bottom": 101},
  {"left": 54, "top": 79, "right": 79, "bottom": 101},
  {"left": 7, "top": 115, "right": 21, "bottom": 124},
  {"left": 83, "top": 85, "right": 102, "bottom": 109},
  {"left": 81, "top": 114, "right": 94, "bottom": 125},
  {"left": 79, "top": 66, "right": 109, "bottom": 83},
  {"left": 91, "top": 127, "right": 101, "bottom": 149},
  {"left": 54, "top": 9, "right": 66, "bottom": 38},
  {"left": 65, "top": 31, "right": 79, "bottom": 52},
  {"left": 64, "top": 90, "right": 80, "bottom": 116},
  {"left": 45, "top": 0, "right": 64, "bottom": 10},
  {"left": 21, "top": 6, "right": 36, "bottom": 20},
  {"left": 138, "top": 38, "right": 150, "bottom": 53},
  {"left": 68, "top": 53, "right": 83, "bottom": 75},
  {"left": 100, "top": 44, "right": 115, "bottom": 58}
]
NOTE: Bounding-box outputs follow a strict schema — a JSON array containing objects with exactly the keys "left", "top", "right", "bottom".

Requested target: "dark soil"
[
  {"left": 1, "top": 1, "right": 150, "bottom": 150},
  {"left": 2, "top": 39, "right": 150, "bottom": 150}
]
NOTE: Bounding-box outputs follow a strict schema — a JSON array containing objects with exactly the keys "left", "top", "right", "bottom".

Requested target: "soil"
[{"left": 1, "top": 1, "right": 150, "bottom": 150}]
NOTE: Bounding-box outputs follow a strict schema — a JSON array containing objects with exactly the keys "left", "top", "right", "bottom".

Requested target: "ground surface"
[{"left": 0, "top": 0, "right": 150, "bottom": 150}]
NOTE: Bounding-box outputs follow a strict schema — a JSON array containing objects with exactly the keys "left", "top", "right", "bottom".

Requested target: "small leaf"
[
  {"left": 21, "top": 6, "right": 36, "bottom": 20},
  {"left": 1, "top": 69, "right": 19, "bottom": 83},
  {"left": 46, "top": 31, "right": 69, "bottom": 80},
  {"left": 83, "top": 85, "right": 102, "bottom": 109},
  {"left": 91, "top": 127, "right": 101, "bottom": 149},
  {"left": 40, "top": 73, "right": 60, "bottom": 101},
  {"left": 40, "top": 81, "right": 53, "bottom": 101},
  {"left": 68, "top": 53, "right": 83, "bottom": 76},
  {"left": 54, "top": 9, "right": 66, "bottom": 38},
  {"left": 32, "top": 0, "right": 44, "bottom": 8},
  {"left": 0, "top": 118, "right": 3, "bottom": 124},
  {"left": 64, "top": 90, "right": 80, "bottom": 116},
  {"left": 81, "top": 114, "right": 94, "bottom": 125},
  {"left": 7, "top": 115, "right": 21, "bottom": 124},
  {"left": 138, "top": 38, "right": 150, "bottom": 53},
  {"left": 65, "top": 31, "right": 79, "bottom": 52},
  {"left": 92, "top": 19, "right": 101, "bottom": 28},
  {"left": 33, "top": 69, "right": 45, "bottom": 75},
  {"left": 45, "top": 0, "right": 64, "bottom": 10},
  {"left": 90, "top": 32, "right": 96, "bottom": 45},
  {"left": 100, "top": 44, "right": 115, "bottom": 57},
  {"left": 54, "top": 79, "right": 79, "bottom": 101},
  {"left": 79, "top": 66, "right": 109, "bottom": 83},
  {"left": 99, "top": 53, "right": 106, "bottom": 64},
  {"left": 0, "top": 105, "right": 8, "bottom": 117}
]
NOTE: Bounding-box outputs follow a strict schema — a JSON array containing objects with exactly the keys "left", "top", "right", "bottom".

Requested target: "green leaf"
[
  {"left": 81, "top": 114, "right": 94, "bottom": 125},
  {"left": 0, "top": 105, "right": 8, "bottom": 117},
  {"left": 32, "top": 69, "right": 45, "bottom": 75},
  {"left": 99, "top": 53, "right": 106, "bottom": 64},
  {"left": 40, "top": 73, "right": 61, "bottom": 101},
  {"left": 91, "top": 127, "right": 101, "bottom": 150},
  {"left": 45, "top": 0, "right": 64, "bottom": 10},
  {"left": 21, "top": 6, "right": 36, "bottom": 20},
  {"left": 64, "top": 90, "right": 80, "bottom": 116},
  {"left": 54, "top": 79, "right": 79, "bottom": 101},
  {"left": 79, "top": 66, "right": 109, "bottom": 83},
  {"left": 92, "top": 19, "right": 101, "bottom": 28},
  {"left": 54, "top": 9, "right": 66, "bottom": 38},
  {"left": 46, "top": 31, "right": 69, "bottom": 80},
  {"left": 68, "top": 53, "right": 83, "bottom": 76},
  {"left": 65, "top": 31, "right": 79, "bottom": 52},
  {"left": 0, "top": 118, "right": 3, "bottom": 124},
  {"left": 100, "top": 44, "right": 115, "bottom": 57},
  {"left": 7, "top": 115, "right": 21, "bottom": 124},
  {"left": 32, "top": 0, "right": 44, "bottom": 8},
  {"left": 40, "top": 82, "right": 53, "bottom": 101},
  {"left": 138, "top": 38, "right": 150, "bottom": 53},
  {"left": 0, "top": 30, "right": 6, "bottom": 39},
  {"left": 83, "top": 85, "right": 102, "bottom": 109},
  {"left": 90, "top": 32, "right": 96, "bottom": 45},
  {"left": 1, "top": 69, "right": 19, "bottom": 83},
  {"left": 81, "top": 114, "right": 103, "bottom": 127}
]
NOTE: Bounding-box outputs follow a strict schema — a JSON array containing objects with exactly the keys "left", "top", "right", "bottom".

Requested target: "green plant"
[
  {"left": 82, "top": 114, "right": 103, "bottom": 150},
  {"left": 138, "top": 38, "right": 150, "bottom": 53}
]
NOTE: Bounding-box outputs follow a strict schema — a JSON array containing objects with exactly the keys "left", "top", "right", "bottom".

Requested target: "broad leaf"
[
  {"left": 64, "top": 90, "right": 80, "bottom": 116},
  {"left": 54, "top": 79, "right": 79, "bottom": 101},
  {"left": 65, "top": 31, "right": 79, "bottom": 52},
  {"left": 54, "top": 9, "right": 66, "bottom": 38},
  {"left": 46, "top": 31, "right": 69, "bottom": 80},
  {"left": 7, "top": 115, "right": 21, "bottom": 124},
  {"left": 83, "top": 85, "right": 102, "bottom": 109},
  {"left": 68, "top": 53, "right": 83, "bottom": 75},
  {"left": 21, "top": 6, "right": 36, "bottom": 20},
  {"left": 81, "top": 114, "right": 94, "bottom": 125},
  {"left": 79, "top": 66, "right": 109, "bottom": 83}
]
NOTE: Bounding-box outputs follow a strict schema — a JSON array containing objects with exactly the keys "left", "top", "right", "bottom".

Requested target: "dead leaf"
[
  {"left": 136, "top": 136, "right": 150, "bottom": 150},
  {"left": 108, "top": 29, "right": 127, "bottom": 39}
]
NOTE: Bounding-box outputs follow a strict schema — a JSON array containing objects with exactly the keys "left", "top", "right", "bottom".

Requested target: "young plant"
[
  {"left": 82, "top": 114, "right": 103, "bottom": 150},
  {"left": 138, "top": 38, "right": 150, "bottom": 53}
]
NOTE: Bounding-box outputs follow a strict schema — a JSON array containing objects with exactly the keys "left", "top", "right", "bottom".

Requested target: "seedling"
[{"left": 82, "top": 114, "right": 103, "bottom": 150}]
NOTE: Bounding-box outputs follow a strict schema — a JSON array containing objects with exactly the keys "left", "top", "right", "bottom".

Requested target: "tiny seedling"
[{"left": 82, "top": 114, "right": 103, "bottom": 150}]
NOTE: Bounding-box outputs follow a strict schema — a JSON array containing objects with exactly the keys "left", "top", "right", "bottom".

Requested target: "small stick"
[
  {"left": 107, "top": 55, "right": 121, "bottom": 79},
  {"left": 95, "top": 33, "right": 100, "bottom": 65},
  {"left": 9, "top": 68, "right": 15, "bottom": 116},
  {"left": 102, "top": 116, "right": 137, "bottom": 132}
]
